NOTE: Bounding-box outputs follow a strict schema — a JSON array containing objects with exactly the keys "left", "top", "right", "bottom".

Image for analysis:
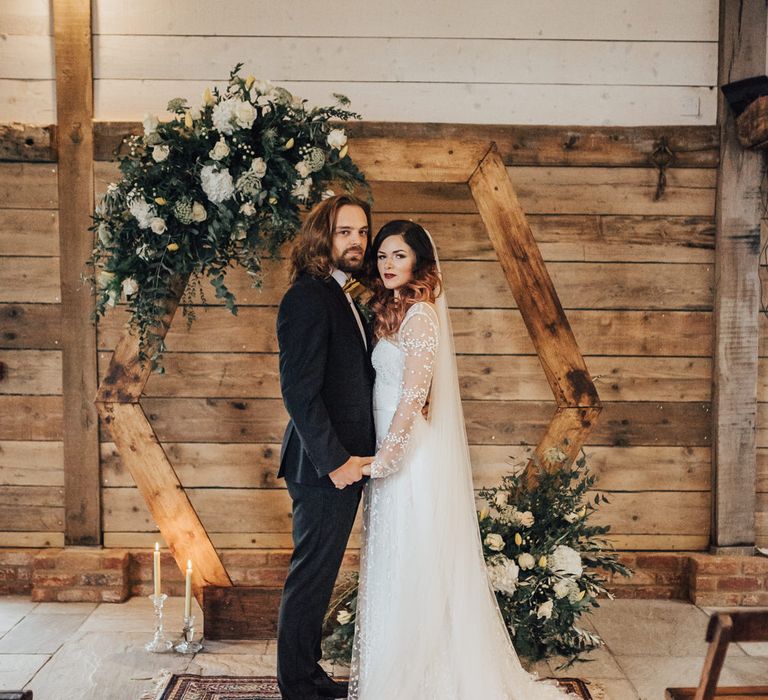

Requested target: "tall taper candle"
[
  {"left": 184, "top": 559, "right": 193, "bottom": 619},
  {"left": 153, "top": 542, "right": 161, "bottom": 598}
]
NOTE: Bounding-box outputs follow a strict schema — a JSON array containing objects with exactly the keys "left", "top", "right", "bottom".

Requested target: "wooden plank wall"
[
  {"left": 8, "top": 123, "right": 768, "bottom": 552},
  {"left": 85, "top": 122, "right": 722, "bottom": 552},
  {"left": 0, "top": 144, "right": 64, "bottom": 547},
  {"left": 3, "top": 0, "right": 718, "bottom": 125}
]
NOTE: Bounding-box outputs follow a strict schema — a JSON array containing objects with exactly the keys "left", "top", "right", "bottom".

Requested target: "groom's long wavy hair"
[
  {"left": 369, "top": 220, "right": 441, "bottom": 339},
  {"left": 289, "top": 194, "right": 373, "bottom": 283}
]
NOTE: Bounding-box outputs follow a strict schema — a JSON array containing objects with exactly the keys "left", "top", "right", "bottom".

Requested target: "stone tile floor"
[{"left": 0, "top": 596, "right": 765, "bottom": 699}]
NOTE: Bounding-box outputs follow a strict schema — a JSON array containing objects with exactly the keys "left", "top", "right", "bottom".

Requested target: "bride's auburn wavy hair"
[
  {"left": 369, "top": 220, "right": 441, "bottom": 339},
  {"left": 289, "top": 194, "right": 373, "bottom": 283}
]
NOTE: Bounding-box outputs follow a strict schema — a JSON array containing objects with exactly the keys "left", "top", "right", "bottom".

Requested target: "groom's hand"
[{"left": 329, "top": 456, "right": 372, "bottom": 489}]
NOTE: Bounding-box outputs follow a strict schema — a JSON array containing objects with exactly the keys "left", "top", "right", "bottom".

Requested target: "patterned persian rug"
[{"left": 155, "top": 674, "right": 594, "bottom": 699}]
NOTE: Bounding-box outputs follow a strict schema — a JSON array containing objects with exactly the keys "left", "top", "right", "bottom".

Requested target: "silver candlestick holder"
[
  {"left": 145, "top": 593, "right": 173, "bottom": 653},
  {"left": 174, "top": 614, "right": 203, "bottom": 654}
]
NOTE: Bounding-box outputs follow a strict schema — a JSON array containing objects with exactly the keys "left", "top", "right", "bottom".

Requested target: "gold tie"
[{"left": 342, "top": 277, "right": 363, "bottom": 299}]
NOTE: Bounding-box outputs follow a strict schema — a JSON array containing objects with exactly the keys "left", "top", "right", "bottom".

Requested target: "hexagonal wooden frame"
[{"left": 95, "top": 141, "right": 602, "bottom": 603}]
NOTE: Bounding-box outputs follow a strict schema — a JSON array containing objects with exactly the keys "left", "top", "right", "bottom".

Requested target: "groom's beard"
[{"left": 333, "top": 247, "right": 365, "bottom": 274}]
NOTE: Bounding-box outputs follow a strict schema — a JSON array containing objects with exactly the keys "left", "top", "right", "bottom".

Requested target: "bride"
[{"left": 350, "top": 220, "right": 575, "bottom": 699}]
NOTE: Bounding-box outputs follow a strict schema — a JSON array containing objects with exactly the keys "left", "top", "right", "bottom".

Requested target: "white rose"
[
  {"left": 152, "top": 144, "right": 170, "bottom": 163},
  {"left": 327, "top": 128, "right": 348, "bottom": 149},
  {"left": 209, "top": 138, "right": 230, "bottom": 161},
  {"left": 191, "top": 202, "right": 207, "bottom": 222},
  {"left": 121, "top": 277, "right": 139, "bottom": 297},
  {"left": 211, "top": 99, "right": 238, "bottom": 135},
  {"left": 250, "top": 157, "right": 267, "bottom": 178},
  {"left": 254, "top": 79, "right": 273, "bottom": 95},
  {"left": 487, "top": 556, "right": 519, "bottom": 596},
  {"left": 128, "top": 197, "right": 156, "bottom": 229},
  {"left": 493, "top": 492, "right": 509, "bottom": 508},
  {"left": 291, "top": 176, "right": 312, "bottom": 201},
  {"left": 239, "top": 202, "right": 256, "bottom": 217},
  {"left": 517, "top": 552, "right": 535, "bottom": 570},
  {"left": 149, "top": 217, "right": 167, "bottom": 235},
  {"left": 97, "top": 270, "right": 115, "bottom": 290},
  {"left": 518, "top": 511, "right": 535, "bottom": 528},
  {"left": 295, "top": 160, "right": 311, "bottom": 178},
  {"left": 484, "top": 533, "right": 505, "bottom": 552},
  {"left": 234, "top": 100, "right": 257, "bottom": 129},
  {"left": 200, "top": 165, "right": 235, "bottom": 203},
  {"left": 536, "top": 600, "right": 554, "bottom": 620},
  {"left": 548, "top": 545, "right": 583, "bottom": 579},
  {"left": 142, "top": 113, "right": 159, "bottom": 136},
  {"left": 336, "top": 609, "right": 352, "bottom": 625},
  {"left": 553, "top": 578, "right": 576, "bottom": 599}
]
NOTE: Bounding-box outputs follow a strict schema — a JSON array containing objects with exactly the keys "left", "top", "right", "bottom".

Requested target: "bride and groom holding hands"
[{"left": 275, "top": 194, "right": 575, "bottom": 700}]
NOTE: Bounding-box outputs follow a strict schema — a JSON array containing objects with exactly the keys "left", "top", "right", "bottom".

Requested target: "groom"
[{"left": 275, "top": 194, "right": 376, "bottom": 700}]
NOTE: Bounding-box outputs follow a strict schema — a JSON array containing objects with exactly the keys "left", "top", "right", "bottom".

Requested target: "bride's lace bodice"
[{"left": 370, "top": 302, "right": 439, "bottom": 478}]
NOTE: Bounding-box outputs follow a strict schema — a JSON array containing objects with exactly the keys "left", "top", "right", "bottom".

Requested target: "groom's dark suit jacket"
[{"left": 276, "top": 272, "right": 375, "bottom": 488}]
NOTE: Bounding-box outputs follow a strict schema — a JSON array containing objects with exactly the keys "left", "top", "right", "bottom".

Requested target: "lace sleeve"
[{"left": 370, "top": 303, "right": 439, "bottom": 478}]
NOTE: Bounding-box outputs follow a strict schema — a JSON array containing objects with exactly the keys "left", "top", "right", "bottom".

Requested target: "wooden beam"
[
  {"left": 90, "top": 121, "right": 720, "bottom": 167},
  {"left": 94, "top": 273, "right": 233, "bottom": 595},
  {"left": 97, "top": 402, "right": 232, "bottom": 600},
  {"left": 533, "top": 406, "right": 602, "bottom": 467},
  {"left": 52, "top": 0, "right": 100, "bottom": 545},
  {"left": 711, "top": 0, "right": 765, "bottom": 552},
  {"left": 0, "top": 124, "right": 56, "bottom": 162},
  {"left": 96, "top": 274, "right": 188, "bottom": 403},
  {"left": 468, "top": 144, "right": 601, "bottom": 487},
  {"left": 339, "top": 138, "right": 491, "bottom": 182},
  {"left": 468, "top": 144, "right": 601, "bottom": 409}
]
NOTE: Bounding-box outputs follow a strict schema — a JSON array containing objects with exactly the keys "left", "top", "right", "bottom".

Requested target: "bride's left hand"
[{"left": 361, "top": 464, "right": 372, "bottom": 476}]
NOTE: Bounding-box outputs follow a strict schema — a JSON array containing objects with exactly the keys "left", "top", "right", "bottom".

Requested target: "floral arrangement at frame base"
[
  {"left": 321, "top": 445, "right": 633, "bottom": 669},
  {"left": 89, "top": 64, "right": 369, "bottom": 367}
]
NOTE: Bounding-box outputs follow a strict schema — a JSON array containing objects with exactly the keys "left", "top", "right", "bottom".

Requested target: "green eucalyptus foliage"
[{"left": 89, "top": 64, "right": 369, "bottom": 367}]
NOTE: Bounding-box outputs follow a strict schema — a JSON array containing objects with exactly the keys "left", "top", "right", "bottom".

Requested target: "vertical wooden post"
[
  {"left": 53, "top": 0, "right": 100, "bottom": 545},
  {"left": 711, "top": 0, "right": 766, "bottom": 553}
]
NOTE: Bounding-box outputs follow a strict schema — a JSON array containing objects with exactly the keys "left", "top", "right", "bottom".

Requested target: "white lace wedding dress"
[{"left": 348, "top": 300, "right": 575, "bottom": 699}]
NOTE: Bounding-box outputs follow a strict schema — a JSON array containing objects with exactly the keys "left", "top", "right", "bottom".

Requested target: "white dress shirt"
[{"left": 331, "top": 268, "right": 367, "bottom": 349}]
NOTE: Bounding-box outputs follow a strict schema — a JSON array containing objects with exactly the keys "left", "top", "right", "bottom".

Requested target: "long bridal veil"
[{"left": 375, "top": 229, "right": 575, "bottom": 698}]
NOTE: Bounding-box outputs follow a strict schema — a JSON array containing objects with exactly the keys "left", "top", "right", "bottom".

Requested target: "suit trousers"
[{"left": 277, "top": 479, "right": 363, "bottom": 700}]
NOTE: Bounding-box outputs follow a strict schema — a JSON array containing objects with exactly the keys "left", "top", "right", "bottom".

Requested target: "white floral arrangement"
[
  {"left": 89, "top": 64, "right": 369, "bottom": 366},
  {"left": 477, "top": 446, "right": 632, "bottom": 666}
]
